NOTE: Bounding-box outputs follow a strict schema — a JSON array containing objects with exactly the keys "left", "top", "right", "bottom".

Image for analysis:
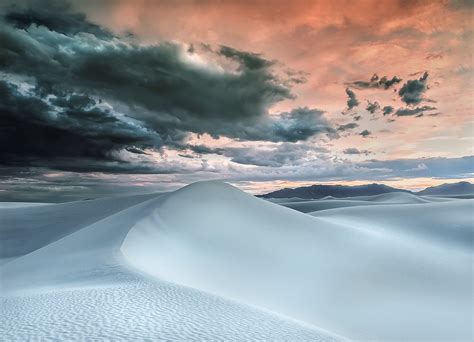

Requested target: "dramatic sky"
[{"left": 0, "top": 0, "right": 473, "bottom": 201}]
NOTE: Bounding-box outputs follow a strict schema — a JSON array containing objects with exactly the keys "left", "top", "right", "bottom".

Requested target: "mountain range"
[{"left": 259, "top": 181, "right": 474, "bottom": 199}]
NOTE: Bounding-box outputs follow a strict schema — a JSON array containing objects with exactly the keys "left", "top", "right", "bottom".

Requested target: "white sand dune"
[
  {"left": 310, "top": 199, "right": 473, "bottom": 251},
  {"left": 0, "top": 186, "right": 343, "bottom": 341},
  {"left": 0, "top": 193, "right": 158, "bottom": 260},
  {"left": 273, "top": 191, "right": 456, "bottom": 213},
  {"left": 1, "top": 181, "right": 472, "bottom": 341},
  {"left": 2, "top": 279, "right": 337, "bottom": 341},
  {"left": 349, "top": 191, "right": 454, "bottom": 203},
  {"left": 0, "top": 202, "right": 52, "bottom": 208},
  {"left": 273, "top": 198, "right": 378, "bottom": 212}
]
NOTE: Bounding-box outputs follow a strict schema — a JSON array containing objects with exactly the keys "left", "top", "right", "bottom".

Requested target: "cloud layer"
[
  {"left": 0, "top": 0, "right": 472, "bottom": 199},
  {"left": 0, "top": 0, "right": 335, "bottom": 172}
]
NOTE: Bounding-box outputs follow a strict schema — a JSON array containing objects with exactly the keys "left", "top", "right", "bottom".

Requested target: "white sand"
[
  {"left": 1, "top": 181, "right": 472, "bottom": 341},
  {"left": 0, "top": 184, "right": 343, "bottom": 341}
]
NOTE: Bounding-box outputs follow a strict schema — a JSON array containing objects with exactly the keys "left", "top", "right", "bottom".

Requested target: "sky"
[{"left": 0, "top": 0, "right": 473, "bottom": 201}]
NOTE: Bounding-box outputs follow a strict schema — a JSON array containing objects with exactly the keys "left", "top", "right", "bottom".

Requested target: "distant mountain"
[
  {"left": 259, "top": 183, "right": 409, "bottom": 199},
  {"left": 417, "top": 181, "right": 474, "bottom": 196}
]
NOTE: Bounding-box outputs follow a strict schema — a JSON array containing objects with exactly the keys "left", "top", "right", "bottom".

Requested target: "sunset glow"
[{"left": 0, "top": 0, "right": 472, "bottom": 200}]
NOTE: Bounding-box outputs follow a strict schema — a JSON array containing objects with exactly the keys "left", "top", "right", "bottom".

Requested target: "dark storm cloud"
[
  {"left": 346, "top": 73, "right": 402, "bottom": 90},
  {"left": 0, "top": 24, "right": 293, "bottom": 129},
  {"left": 189, "top": 107, "right": 334, "bottom": 143},
  {"left": 337, "top": 122, "right": 359, "bottom": 131},
  {"left": 28, "top": 158, "right": 183, "bottom": 174},
  {"left": 4, "top": 0, "right": 113, "bottom": 38},
  {"left": 186, "top": 144, "right": 224, "bottom": 156},
  {"left": 0, "top": 0, "right": 336, "bottom": 173},
  {"left": 218, "top": 46, "right": 274, "bottom": 70},
  {"left": 398, "top": 72, "right": 430, "bottom": 105},
  {"left": 382, "top": 105, "right": 394, "bottom": 115},
  {"left": 366, "top": 100, "right": 380, "bottom": 114},
  {"left": 345, "top": 88, "right": 360, "bottom": 110},
  {"left": 250, "top": 107, "right": 334, "bottom": 143},
  {"left": 0, "top": 80, "right": 161, "bottom": 171},
  {"left": 125, "top": 147, "right": 150, "bottom": 155},
  {"left": 359, "top": 129, "right": 371, "bottom": 137},
  {"left": 395, "top": 105, "right": 437, "bottom": 116},
  {"left": 343, "top": 148, "right": 371, "bottom": 155}
]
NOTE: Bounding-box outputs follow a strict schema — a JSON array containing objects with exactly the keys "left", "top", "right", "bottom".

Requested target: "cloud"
[
  {"left": 0, "top": 80, "right": 165, "bottom": 172},
  {"left": 361, "top": 156, "right": 474, "bottom": 179},
  {"left": 359, "top": 129, "right": 371, "bottom": 137},
  {"left": 224, "top": 144, "right": 316, "bottom": 167},
  {"left": 337, "top": 122, "right": 359, "bottom": 131},
  {"left": 345, "top": 88, "right": 360, "bottom": 110},
  {"left": 395, "top": 105, "right": 437, "bottom": 116},
  {"left": 232, "top": 107, "right": 335, "bottom": 143},
  {"left": 426, "top": 53, "right": 443, "bottom": 60},
  {"left": 4, "top": 0, "right": 113, "bottom": 38},
  {"left": 185, "top": 142, "right": 330, "bottom": 168},
  {"left": 346, "top": 73, "right": 402, "bottom": 90},
  {"left": 398, "top": 72, "right": 430, "bottom": 105},
  {"left": 1, "top": 154, "right": 473, "bottom": 202},
  {"left": 343, "top": 148, "right": 371, "bottom": 155},
  {"left": 186, "top": 144, "right": 224, "bottom": 156},
  {"left": 0, "top": 0, "right": 336, "bottom": 172},
  {"left": 0, "top": 23, "right": 294, "bottom": 135},
  {"left": 406, "top": 163, "right": 428, "bottom": 171},
  {"left": 366, "top": 100, "right": 380, "bottom": 114},
  {"left": 382, "top": 105, "right": 394, "bottom": 115},
  {"left": 218, "top": 45, "right": 274, "bottom": 70}
]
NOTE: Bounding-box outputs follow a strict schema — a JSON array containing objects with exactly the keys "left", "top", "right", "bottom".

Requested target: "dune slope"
[
  {"left": 1, "top": 181, "right": 472, "bottom": 341},
  {"left": 273, "top": 191, "right": 455, "bottom": 213},
  {"left": 0, "top": 188, "right": 343, "bottom": 341},
  {"left": 121, "top": 182, "right": 472, "bottom": 341},
  {"left": 311, "top": 198, "right": 474, "bottom": 251},
  {"left": 0, "top": 193, "right": 158, "bottom": 260}
]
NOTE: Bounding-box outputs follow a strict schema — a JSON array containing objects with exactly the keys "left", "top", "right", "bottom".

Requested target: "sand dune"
[
  {"left": 120, "top": 182, "right": 472, "bottom": 340},
  {"left": 311, "top": 199, "right": 473, "bottom": 251},
  {"left": 348, "top": 191, "right": 454, "bottom": 203},
  {"left": 0, "top": 202, "right": 52, "bottom": 208},
  {"left": 273, "top": 191, "right": 455, "bottom": 213},
  {"left": 0, "top": 193, "right": 158, "bottom": 260},
  {"left": 1, "top": 181, "right": 472, "bottom": 341},
  {"left": 273, "top": 198, "right": 378, "bottom": 212},
  {"left": 0, "top": 185, "right": 343, "bottom": 341}
]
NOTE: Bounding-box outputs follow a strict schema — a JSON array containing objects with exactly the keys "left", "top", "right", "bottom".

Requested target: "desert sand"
[{"left": 1, "top": 181, "right": 472, "bottom": 341}]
